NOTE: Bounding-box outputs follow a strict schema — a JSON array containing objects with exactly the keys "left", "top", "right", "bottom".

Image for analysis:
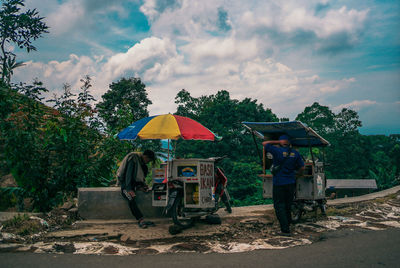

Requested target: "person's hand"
[
  {"left": 127, "top": 190, "right": 136, "bottom": 198},
  {"left": 296, "top": 167, "right": 305, "bottom": 178},
  {"left": 262, "top": 141, "right": 268, "bottom": 146}
]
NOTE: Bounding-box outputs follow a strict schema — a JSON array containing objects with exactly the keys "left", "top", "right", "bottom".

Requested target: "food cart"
[
  {"left": 152, "top": 159, "right": 215, "bottom": 209},
  {"left": 151, "top": 157, "right": 230, "bottom": 227},
  {"left": 242, "top": 121, "right": 330, "bottom": 221}
]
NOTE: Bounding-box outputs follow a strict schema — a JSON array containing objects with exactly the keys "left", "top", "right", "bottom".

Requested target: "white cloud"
[
  {"left": 319, "top": 77, "right": 356, "bottom": 93},
  {"left": 143, "top": 1, "right": 368, "bottom": 55},
  {"left": 100, "top": 37, "right": 178, "bottom": 83},
  {"left": 334, "top": 100, "right": 377, "bottom": 112},
  {"left": 11, "top": 0, "right": 381, "bottom": 123},
  {"left": 13, "top": 54, "right": 99, "bottom": 100},
  {"left": 26, "top": 0, "right": 139, "bottom": 38},
  {"left": 13, "top": 33, "right": 360, "bottom": 120},
  {"left": 45, "top": 1, "right": 85, "bottom": 35},
  {"left": 313, "top": 6, "right": 368, "bottom": 38},
  {"left": 182, "top": 37, "right": 259, "bottom": 62}
]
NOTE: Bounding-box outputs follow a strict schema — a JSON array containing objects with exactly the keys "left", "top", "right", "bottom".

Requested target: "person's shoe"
[
  {"left": 278, "top": 231, "right": 291, "bottom": 237},
  {"left": 142, "top": 221, "right": 155, "bottom": 227},
  {"left": 302, "top": 204, "right": 313, "bottom": 212},
  {"left": 169, "top": 225, "right": 183, "bottom": 235},
  {"left": 138, "top": 221, "right": 148, "bottom": 229}
]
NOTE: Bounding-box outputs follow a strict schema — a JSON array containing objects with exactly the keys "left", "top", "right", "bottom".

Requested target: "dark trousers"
[
  {"left": 121, "top": 190, "right": 143, "bottom": 221},
  {"left": 273, "top": 183, "right": 296, "bottom": 233}
]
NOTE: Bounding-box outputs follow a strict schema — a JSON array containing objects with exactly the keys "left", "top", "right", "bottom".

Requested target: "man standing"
[
  {"left": 262, "top": 135, "right": 304, "bottom": 236},
  {"left": 117, "top": 149, "right": 156, "bottom": 228}
]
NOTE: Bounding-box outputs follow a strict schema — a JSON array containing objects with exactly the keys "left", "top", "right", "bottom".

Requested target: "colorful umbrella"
[{"left": 117, "top": 114, "right": 219, "bottom": 141}]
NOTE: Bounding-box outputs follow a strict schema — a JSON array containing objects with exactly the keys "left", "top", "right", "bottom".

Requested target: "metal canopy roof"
[{"left": 242, "top": 121, "right": 330, "bottom": 147}]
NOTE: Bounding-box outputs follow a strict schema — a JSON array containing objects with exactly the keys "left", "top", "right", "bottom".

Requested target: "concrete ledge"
[
  {"left": 78, "top": 187, "right": 165, "bottom": 220},
  {"left": 328, "top": 185, "right": 400, "bottom": 205},
  {"left": 77, "top": 185, "right": 400, "bottom": 220}
]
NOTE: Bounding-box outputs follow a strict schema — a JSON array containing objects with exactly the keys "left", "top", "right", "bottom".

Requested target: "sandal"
[
  {"left": 138, "top": 221, "right": 148, "bottom": 229},
  {"left": 142, "top": 221, "right": 155, "bottom": 227}
]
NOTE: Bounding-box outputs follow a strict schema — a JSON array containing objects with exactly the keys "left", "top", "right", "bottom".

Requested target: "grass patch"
[
  {"left": 325, "top": 206, "right": 360, "bottom": 217},
  {"left": 2, "top": 214, "right": 44, "bottom": 236}
]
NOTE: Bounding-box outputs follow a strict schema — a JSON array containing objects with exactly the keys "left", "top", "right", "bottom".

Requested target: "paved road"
[{"left": 1, "top": 228, "right": 400, "bottom": 268}]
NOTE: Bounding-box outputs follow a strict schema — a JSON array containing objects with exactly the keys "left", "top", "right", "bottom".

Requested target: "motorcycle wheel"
[
  {"left": 222, "top": 192, "right": 232, "bottom": 213},
  {"left": 291, "top": 203, "right": 303, "bottom": 223},
  {"left": 318, "top": 200, "right": 327, "bottom": 216},
  {"left": 171, "top": 195, "right": 194, "bottom": 228}
]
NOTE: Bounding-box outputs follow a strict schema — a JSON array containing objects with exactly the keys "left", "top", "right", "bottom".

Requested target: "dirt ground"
[{"left": 1, "top": 191, "right": 399, "bottom": 255}]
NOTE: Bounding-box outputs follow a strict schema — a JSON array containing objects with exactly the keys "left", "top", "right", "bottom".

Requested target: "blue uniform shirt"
[{"left": 265, "top": 144, "right": 304, "bottom": 185}]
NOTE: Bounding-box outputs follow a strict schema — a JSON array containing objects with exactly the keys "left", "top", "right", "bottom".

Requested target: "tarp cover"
[{"left": 242, "top": 121, "right": 330, "bottom": 147}]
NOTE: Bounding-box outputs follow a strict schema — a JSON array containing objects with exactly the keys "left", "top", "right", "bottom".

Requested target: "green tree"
[
  {"left": 1, "top": 80, "right": 51, "bottom": 211},
  {"left": 96, "top": 77, "right": 152, "bottom": 133},
  {"left": 335, "top": 108, "right": 362, "bottom": 134},
  {"left": 175, "top": 89, "right": 278, "bottom": 162},
  {"left": 295, "top": 103, "right": 399, "bottom": 186},
  {"left": 225, "top": 161, "right": 270, "bottom": 206},
  {"left": 46, "top": 77, "right": 115, "bottom": 192},
  {"left": 296, "top": 102, "right": 335, "bottom": 136},
  {"left": 327, "top": 107, "right": 367, "bottom": 179},
  {"left": 0, "top": 0, "right": 48, "bottom": 84},
  {"left": 1, "top": 77, "right": 123, "bottom": 211},
  {"left": 366, "top": 135, "right": 400, "bottom": 189}
]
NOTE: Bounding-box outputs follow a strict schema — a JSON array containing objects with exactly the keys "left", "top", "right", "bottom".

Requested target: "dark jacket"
[
  {"left": 118, "top": 153, "right": 148, "bottom": 191},
  {"left": 264, "top": 144, "right": 304, "bottom": 185}
]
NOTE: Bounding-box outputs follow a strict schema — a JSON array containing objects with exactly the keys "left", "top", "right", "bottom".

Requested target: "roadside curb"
[
  {"left": 1, "top": 186, "right": 398, "bottom": 224},
  {"left": 327, "top": 185, "right": 400, "bottom": 205}
]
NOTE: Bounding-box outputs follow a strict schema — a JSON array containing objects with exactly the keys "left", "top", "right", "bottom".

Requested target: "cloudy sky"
[{"left": 12, "top": 0, "right": 400, "bottom": 135}]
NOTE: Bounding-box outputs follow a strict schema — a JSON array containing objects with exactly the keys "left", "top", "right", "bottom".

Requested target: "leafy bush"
[
  {"left": 0, "top": 78, "right": 127, "bottom": 211},
  {"left": 221, "top": 161, "right": 272, "bottom": 206}
]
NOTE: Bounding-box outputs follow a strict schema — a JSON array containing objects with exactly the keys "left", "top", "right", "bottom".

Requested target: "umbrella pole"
[
  {"left": 167, "top": 139, "right": 171, "bottom": 183},
  {"left": 174, "top": 140, "right": 177, "bottom": 158},
  {"left": 164, "top": 139, "right": 171, "bottom": 184},
  {"left": 168, "top": 139, "right": 170, "bottom": 161}
]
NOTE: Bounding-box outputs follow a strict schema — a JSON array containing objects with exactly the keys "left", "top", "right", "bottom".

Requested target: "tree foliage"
[
  {"left": 0, "top": 78, "right": 127, "bottom": 211},
  {"left": 174, "top": 89, "right": 278, "bottom": 162},
  {"left": 296, "top": 102, "right": 336, "bottom": 136},
  {"left": 2, "top": 80, "right": 399, "bottom": 211},
  {"left": 0, "top": 0, "right": 48, "bottom": 84},
  {"left": 96, "top": 77, "right": 152, "bottom": 133},
  {"left": 174, "top": 89, "right": 278, "bottom": 205},
  {"left": 296, "top": 102, "right": 399, "bottom": 188}
]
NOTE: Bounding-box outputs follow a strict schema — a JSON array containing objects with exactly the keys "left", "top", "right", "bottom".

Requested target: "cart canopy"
[{"left": 242, "top": 121, "right": 330, "bottom": 147}]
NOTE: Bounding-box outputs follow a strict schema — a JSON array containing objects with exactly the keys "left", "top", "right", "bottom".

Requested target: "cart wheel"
[
  {"left": 291, "top": 203, "right": 303, "bottom": 223},
  {"left": 205, "top": 214, "right": 222, "bottom": 224},
  {"left": 318, "top": 200, "right": 327, "bottom": 216},
  {"left": 171, "top": 195, "right": 194, "bottom": 228}
]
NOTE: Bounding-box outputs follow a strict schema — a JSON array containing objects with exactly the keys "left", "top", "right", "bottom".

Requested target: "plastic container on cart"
[
  {"left": 171, "top": 159, "right": 215, "bottom": 208},
  {"left": 152, "top": 166, "right": 168, "bottom": 207}
]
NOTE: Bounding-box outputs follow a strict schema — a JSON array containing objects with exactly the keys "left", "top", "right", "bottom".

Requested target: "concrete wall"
[{"left": 78, "top": 187, "right": 166, "bottom": 220}]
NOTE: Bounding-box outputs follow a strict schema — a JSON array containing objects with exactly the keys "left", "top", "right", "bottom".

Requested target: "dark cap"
[
  {"left": 143, "top": 149, "right": 156, "bottom": 162},
  {"left": 279, "top": 135, "right": 290, "bottom": 141}
]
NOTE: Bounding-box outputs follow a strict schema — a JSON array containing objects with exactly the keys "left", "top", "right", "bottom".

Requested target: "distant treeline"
[{"left": 1, "top": 78, "right": 399, "bottom": 211}]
